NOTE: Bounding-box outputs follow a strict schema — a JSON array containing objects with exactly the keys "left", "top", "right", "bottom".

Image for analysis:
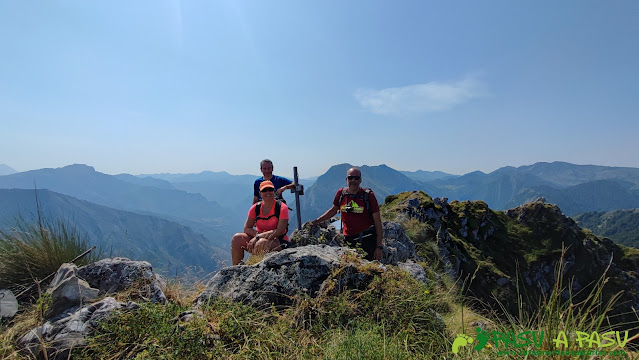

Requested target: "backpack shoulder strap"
[
  {"left": 338, "top": 187, "right": 348, "bottom": 207},
  {"left": 255, "top": 201, "right": 262, "bottom": 219},
  {"left": 274, "top": 200, "right": 281, "bottom": 218},
  {"left": 255, "top": 201, "right": 282, "bottom": 221},
  {"left": 362, "top": 188, "right": 373, "bottom": 218}
]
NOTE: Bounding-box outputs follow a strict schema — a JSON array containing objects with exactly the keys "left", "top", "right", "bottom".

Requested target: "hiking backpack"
[
  {"left": 338, "top": 188, "right": 373, "bottom": 219},
  {"left": 254, "top": 200, "right": 288, "bottom": 233}
]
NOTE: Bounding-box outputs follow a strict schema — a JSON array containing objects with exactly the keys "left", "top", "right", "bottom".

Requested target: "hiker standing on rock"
[
  {"left": 232, "top": 180, "right": 291, "bottom": 265},
  {"left": 312, "top": 167, "right": 384, "bottom": 261},
  {"left": 253, "top": 159, "right": 295, "bottom": 204}
]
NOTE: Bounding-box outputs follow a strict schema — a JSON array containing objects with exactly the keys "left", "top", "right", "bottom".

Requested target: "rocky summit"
[
  {"left": 382, "top": 191, "right": 639, "bottom": 324},
  {"left": 196, "top": 220, "right": 428, "bottom": 308}
]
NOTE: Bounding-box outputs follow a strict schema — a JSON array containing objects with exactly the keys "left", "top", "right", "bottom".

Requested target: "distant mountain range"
[
  {"left": 0, "top": 164, "right": 238, "bottom": 244},
  {"left": 300, "top": 161, "right": 639, "bottom": 219},
  {"left": 504, "top": 179, "right": 639, "bottom": 215},
  {"left": 0, "top": 164, "right": 228, "bottom": 223},
  {"left": 153, "top": 172, "right": 258, "bottom": 218},
  {"left": 400, "top": 169, "right": 458, "bottom": 182},
  {"left": 3, "top": 161, "right": 638, "bottom": 271},
  {"left": 139, "top": 171, "right": 318, "bottom": 230},
  {"left": 0, "top": 189, "right": 228, "bottom": 274},
  {"left": 0, "top": 164, "right": 17, "bottom": 176},
  {"left": 426, "top": 162, "right": 639, "bottom": 214},
  {"left": 113, "top": 174, "right": 177, "bottom": 190},
  {"left": 300, "top": 164, "right": 428, "bottom": 221},
  {"left": 573, "top": 208, "right": 639, "bottom": 248}
]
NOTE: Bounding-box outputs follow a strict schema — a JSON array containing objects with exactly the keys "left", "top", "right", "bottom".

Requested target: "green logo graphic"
[
  {"left": 341, "top": 200, "right": 364, "bottom": 214},
  {"left": 451, "top": 327, "right": 629, "bottom": 356},
  {"left": 474, "top": 327, "right": 490, "bottom": 351},
  {"left": 451, "top": 334, "right": 474, "bottom": 354},
  {"left": 452, "top": 327, "right": 490, "bottom": 354}
]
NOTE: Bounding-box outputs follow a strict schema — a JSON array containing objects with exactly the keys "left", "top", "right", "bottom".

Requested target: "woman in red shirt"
[{"left": 231, "top": 180, "right": 290, "bottom": 265}]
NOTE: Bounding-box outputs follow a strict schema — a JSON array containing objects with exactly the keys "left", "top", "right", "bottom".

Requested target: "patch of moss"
[{"left": 380, "top": 191, "right": 435, "bottom": 219}]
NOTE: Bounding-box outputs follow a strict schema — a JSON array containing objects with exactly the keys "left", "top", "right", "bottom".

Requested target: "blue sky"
[{"left": 1, "top": 1, "right": 638, "bottom": 178}]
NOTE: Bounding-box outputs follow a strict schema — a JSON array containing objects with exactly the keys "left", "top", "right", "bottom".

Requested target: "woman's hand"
[{"left": 247, "top": 237, "right": 258, "bottom": 252}]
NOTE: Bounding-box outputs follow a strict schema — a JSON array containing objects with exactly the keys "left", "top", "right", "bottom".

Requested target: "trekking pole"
[{"left": 292, "top": 167, "right": 304, "bottom": 231}]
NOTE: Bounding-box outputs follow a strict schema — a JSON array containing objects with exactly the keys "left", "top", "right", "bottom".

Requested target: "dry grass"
[
  {"left": 244, "top": 252, "right": 266, "bottom": 266},
  {"left": 161, "top": 277, "right": 208, "bottom": 307},
  {"left": 0, "top": 305, "right": 39, "bottom": 359}
]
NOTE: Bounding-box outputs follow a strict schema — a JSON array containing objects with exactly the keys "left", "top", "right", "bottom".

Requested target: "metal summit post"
[{"left": 291, "top": 166, "right": 304, "bottom": 231}]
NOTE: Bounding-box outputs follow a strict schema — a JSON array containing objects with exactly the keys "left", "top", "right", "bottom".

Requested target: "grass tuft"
[{"left": 0, "top": 214, "right": 100, "bottom": 294}]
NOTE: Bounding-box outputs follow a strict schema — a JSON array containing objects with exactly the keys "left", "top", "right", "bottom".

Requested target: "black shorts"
[{"left": 344, "top": 226, "right": 376, "bottom": 260}]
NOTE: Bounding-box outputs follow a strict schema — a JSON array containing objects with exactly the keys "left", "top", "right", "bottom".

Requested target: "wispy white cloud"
[{"left": 354, "top": 74, "right": 488, "bottom": 116}]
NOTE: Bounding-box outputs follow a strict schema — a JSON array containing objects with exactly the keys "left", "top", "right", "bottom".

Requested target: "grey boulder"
[
  {"left": 45, "top": 263, "right": 100, "bottom": 319},
  {"left": 196, "top": 245, "right": 383, "bottom": 308},
  {"left": 78, "top": 257, "right": 166, "bottom": 304},
  {"left": 381, "top": 221, "right": 420, "bottom": 265},
  {"left": 18, "top": 297, "right": 136, "bottom": 360},
  {"left": 0, "top": 289, "right": 18, "bottom": 319}
]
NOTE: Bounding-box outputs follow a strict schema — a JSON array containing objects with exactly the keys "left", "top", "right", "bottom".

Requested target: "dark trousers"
[{"left": 344, "top": 226, "right": 377, "bottom": 260}]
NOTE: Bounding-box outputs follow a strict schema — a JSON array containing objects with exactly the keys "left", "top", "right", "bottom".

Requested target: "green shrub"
[
  {"left": 0, "top": 215, "right": 100, "bottom": 292},
  {"left": 322, "top": 322, "right": 415, "bottom": 360},
  {"left": 80, "top": 302, "right": 219, "bottom": 359},
  {"left": 292, "top": 266, "right": 451, "bottom": 356}
]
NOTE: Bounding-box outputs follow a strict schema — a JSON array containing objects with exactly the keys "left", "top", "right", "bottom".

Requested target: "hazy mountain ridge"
[
  {"left": 501, "top": 161, "right": 639, "bottom": 187},
  {"left": 0, "top": 189, "right": 227, "bottom": 274},
  {"left": 574, "top": 208, "right": 639, "bottom": 248},
  {"left": 422, "top": 162, "right": 639, "bottom": 208},
  {"left": 0, "top": 164, "right": 17, "bottom": 176},
  {"left": 426, "top": 171, "right": 554, "bottom": 208},
  {"left": 300, "top": 161, "right": 639, "bottom": 221},
  {"left": 139, "top": 171, "right": 256, "bottom": 183},
  {"left": 505, "top": 179, "right": 639, "bottom": 215},
  {"left": 114, "top": 174, "right": 177, "bottom": 190},
  {"left": 400, "top": 169, "right": 458, "bottom": 182},
  {"left": 0, "top": 164, "right": 231, "bottom": 226},
  {"left": 4, "top": 161, "right": 639, "bottom": 271},
  {"left": 299, "top": 163, "right": 430, "bottom": 221},
  {"left": 141, "top": 170, "right": 314, "bottom": 230}
]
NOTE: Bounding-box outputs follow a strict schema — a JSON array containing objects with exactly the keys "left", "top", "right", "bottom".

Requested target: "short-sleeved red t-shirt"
[
  {"left": 248, "top": 201, "right": 290, "bottom": 241},
  {"left": 333, "top": 188, "right": 379, "bottom": 236}
]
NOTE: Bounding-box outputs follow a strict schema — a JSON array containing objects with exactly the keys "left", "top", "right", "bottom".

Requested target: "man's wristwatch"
[{"left": 376, "top": 245, "right": 383, "bottom": 250}]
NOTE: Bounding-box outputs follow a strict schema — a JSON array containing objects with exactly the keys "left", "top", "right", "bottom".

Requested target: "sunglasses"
[
  {"left": 260, "top": 188, "right": 275, "bottom": 193},
  {"left": 347, "top": 176, "right": 361, "bottom": 180}
]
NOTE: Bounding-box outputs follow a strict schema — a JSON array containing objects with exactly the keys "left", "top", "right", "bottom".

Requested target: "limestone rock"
[
  {"left": 196, "top": 245, "right": 382, "bottom": 308},
  {"left": 78, "top": 257, "right": 166, "bottom": 304},
  {"left": 18, "top": 297, "right": 136, "bottom": 360},
  {"left": 292, "top": 220, "right": 419, "bottom": 266},
  {"left": 290, "top": 221, "right": 344, "bottom": 247},
  {"left": 45, "top": 263, "right": 99, "bottom": 319},
  {"left": 0, "top": 289, "right": 18, "bottom": 319},
  {"left": 397, "top": 261, "right": 431, "bottom": 285},
  {"left": 381, "top": 221, "right": 420, "bottom": 265}
]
